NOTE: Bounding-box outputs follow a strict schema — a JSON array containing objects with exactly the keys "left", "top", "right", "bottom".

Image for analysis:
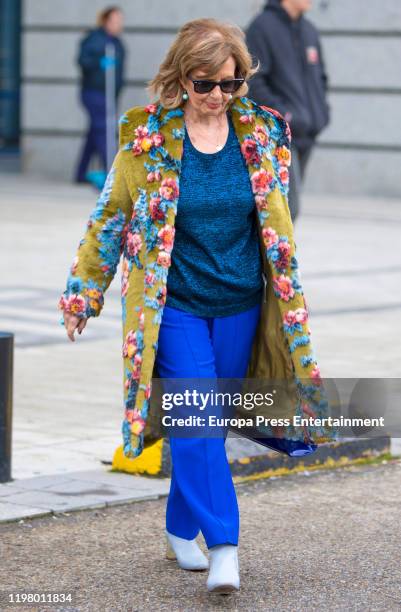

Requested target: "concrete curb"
[
  {"left": 113, "top": 435, "right": 391, "bottom": 478},
  {"left": 229, "top": 436, "right": 392, "bottom": 480},
  {"left": 0, "top": 470, "right": 171, "bottom": 525}
]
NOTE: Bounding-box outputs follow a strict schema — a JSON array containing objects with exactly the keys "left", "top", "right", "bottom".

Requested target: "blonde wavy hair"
[{"left": 147, "top": 18, "right": 260, "bottom": 109}]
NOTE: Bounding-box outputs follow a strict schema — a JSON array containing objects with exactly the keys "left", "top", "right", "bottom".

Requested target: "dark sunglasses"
[{"left": 189, "top": 77, "right": 245, "bottom": 94}]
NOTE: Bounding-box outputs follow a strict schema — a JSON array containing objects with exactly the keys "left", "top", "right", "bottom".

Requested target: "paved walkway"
[
  {"left": 0, "top": 175, "right": 400, "bottom": 522},
  {"left": 0, "top": 467, "right": 170, "bottom": 523},
  {"left": 1, "top": 459, "right": 400, "bottom": 611}
]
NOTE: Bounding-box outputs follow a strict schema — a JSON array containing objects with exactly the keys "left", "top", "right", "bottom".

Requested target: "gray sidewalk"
[
  {"left": 1, "top": 175, "right": 400, "bottom": 522},
  {"left": 0, "top": 467, "right": 170, "bottom": 523}
]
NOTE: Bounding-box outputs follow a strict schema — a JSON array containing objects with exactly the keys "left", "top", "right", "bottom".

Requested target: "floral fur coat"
[{"left": 58, "top": 96, "right": 336, "bottom": 459}]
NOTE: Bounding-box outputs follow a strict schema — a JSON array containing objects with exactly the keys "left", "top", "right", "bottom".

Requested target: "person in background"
[
  {"left": 246, "top": 0, "right": 329, "bottom": 222},
  {"left": 74, "top": 6, "right": 126, "bottom": 183}
]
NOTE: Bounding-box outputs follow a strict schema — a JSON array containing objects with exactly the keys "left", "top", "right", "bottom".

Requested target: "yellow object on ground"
[{"left": 111, "top": 439, "right": 164, "bottom": 475}]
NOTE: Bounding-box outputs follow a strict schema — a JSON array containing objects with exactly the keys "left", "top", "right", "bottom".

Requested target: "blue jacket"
[
  {"left": 77, "top": 26, "right": 125, "bottom": 96},
  {"left": 246, "top": 0, "right": 329, "bottom": 149}
]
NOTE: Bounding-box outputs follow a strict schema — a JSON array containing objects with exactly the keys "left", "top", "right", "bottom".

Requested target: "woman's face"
[{"left": 181, "top": 55, "right": 237, "bottom": 117}]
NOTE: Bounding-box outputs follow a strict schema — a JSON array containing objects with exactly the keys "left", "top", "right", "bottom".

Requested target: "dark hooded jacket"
[
  {"left": 246, "top": 0, "right": 330, "bottom": 149},
  {"left": 77, "top": 27, "right": 125, "bottom": 97}
]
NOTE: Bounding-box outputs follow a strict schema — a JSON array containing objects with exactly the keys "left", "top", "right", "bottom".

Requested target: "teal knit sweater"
[{"left": 165, "top": 112, "right": 264, "bottom": 317}]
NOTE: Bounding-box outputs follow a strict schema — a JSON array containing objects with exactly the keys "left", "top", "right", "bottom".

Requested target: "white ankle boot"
[
  {"left": 207, "top": 544, "right": 240, "bottom": 594},
  {"left": 165, "top": 529, "right": 209, "bottom": 570}
]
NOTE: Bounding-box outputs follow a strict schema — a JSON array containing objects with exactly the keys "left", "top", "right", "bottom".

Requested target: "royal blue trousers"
[{"left": 155, "top": 301, "right": 262, "bottom": 549}]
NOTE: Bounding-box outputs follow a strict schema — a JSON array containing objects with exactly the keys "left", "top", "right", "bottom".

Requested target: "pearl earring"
[
  {"left": 182, "top": 91, "right": 189, "bottom": 100},
  {"left": 228, "top": 94, "right": 233, "bottom": 100}
]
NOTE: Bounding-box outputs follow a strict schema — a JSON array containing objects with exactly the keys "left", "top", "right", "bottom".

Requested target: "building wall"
[{"left": 21, "top": 0, "right": 401, "bottom": 196}]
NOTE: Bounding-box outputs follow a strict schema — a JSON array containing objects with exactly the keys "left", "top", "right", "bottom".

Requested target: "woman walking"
[{"left": 59, "top": 18, "right": 335, "bottom": 595}]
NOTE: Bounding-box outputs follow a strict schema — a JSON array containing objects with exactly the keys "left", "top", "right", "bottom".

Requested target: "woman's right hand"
[{"left": 63, "top": 313, "right": 88, "bottom": 342}]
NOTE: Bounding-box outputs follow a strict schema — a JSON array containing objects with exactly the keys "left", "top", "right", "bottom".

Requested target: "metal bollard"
[{"left": 0, "top": 332, "right": 13, "bottom": 483}]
